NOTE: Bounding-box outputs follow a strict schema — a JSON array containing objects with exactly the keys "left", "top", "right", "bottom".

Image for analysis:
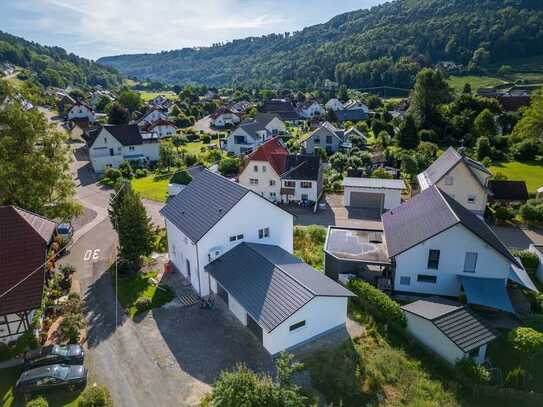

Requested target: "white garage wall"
[
  {"left": 262, "top": 296, "right": 348, "bottom": 355},
  {"left": 343, "top": 186, "right": 402, "bottom": 210},
  {"left": 404, "top": 312, "right": 464, "bottom": 364},
  {"left": 165, "top": 219, "right": 201, "bottom": 293},
  {"left": 228, "top": 294, "right": 247, "bottom": 326}
]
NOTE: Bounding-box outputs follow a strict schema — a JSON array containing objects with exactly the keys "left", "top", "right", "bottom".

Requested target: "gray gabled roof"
[
  {"left": 206, "top": 243, "right": 354, "bottom": 333},
  {"left": 418, "top": 147, "right": 491, "bottom": 187},
  {"left": 383, "top": 185, "right": 520, "bottom": 266},
  {"left": 86, "top": 125, "right": 143, "bottom": 147},
  {"left": 160, "top": 170, "right": 250, "bottom": 243},
  {"left": 402, "top": 297, "right": 497, "bottom": 352}
]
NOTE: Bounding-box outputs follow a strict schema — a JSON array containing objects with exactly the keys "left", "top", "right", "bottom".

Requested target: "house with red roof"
[
  {"left": 238, "top": 138, "right": 323, "bottom": 204},
  {"left": 0, "top": 206, "right": 57, "bottom": 344}
]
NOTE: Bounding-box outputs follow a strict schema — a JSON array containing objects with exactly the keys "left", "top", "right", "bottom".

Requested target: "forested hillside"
[
  {"left": 0, "top": 31, "right": 122, "bottom": 88},
  {"left": 98, "top": 0, "right": 543, "bottom": 88}
]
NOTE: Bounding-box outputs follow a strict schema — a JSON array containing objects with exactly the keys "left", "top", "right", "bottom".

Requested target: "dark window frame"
[
  {"left": 289, "top": 320, "right": 306, "bottom": 332},
  {"left": 427, "top": 249, "right": 440, "bottom": 270}
]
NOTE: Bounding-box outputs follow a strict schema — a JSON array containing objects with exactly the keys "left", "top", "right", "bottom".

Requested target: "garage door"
[
  {"left": 349, "top": 191, "right": 384, "bottom": 211},
  {"left": 246, "top": 313, "right": 263, "bottom": 344}
]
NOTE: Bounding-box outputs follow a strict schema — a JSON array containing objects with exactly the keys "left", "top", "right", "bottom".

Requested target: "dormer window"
[{"left": 467, "top": 195, "right": 476, "bottom": 204}]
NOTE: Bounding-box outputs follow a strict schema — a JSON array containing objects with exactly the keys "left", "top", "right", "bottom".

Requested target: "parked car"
[
  {"left": 15, "top": 364, "right": 87, "bottom": 395},
  {"left": 56, "top": 223, "right": 73, "bottom": 245},
  {"left": 24, "top": 345, "right": 84, "bottom": 369}
]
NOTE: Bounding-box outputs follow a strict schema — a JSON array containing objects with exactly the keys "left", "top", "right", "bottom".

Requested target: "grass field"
[
  {"left": 115, "top": 270, "right": 175, "bottom": 318},
  {"left": 138, "top": 91, "right": 178, "bottom": 102},
  {"left": 490, "top": 161, "right": 543, "bottom": 193},
  {"left": 447, "top": 75, "right": 507, "bottom": 94},
  {"left": 131, "top": 174, "right": 170, "bottom": 202},
  {"left": 0, "top": 366, "right": 82, "bottom": 407},
  {"left": 293, "top": 226, "right": 326, "bottom": 271}
]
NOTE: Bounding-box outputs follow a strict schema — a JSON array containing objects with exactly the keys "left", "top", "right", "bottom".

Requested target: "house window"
[
  {"left": 258, "top": 228, "right": 270, "bottom": 239},
  {"left": 326, "top": 135, "right": 333, "bottom": 144},
  {"left": 314, "top": 138, "right": 321, "bottom": 144},
  {"left": 467, "top": 195, "right": 476, "bottom": 204},
  {"left": 104, "top": 137, "right": 107, "bottom": 143},
  {"left": 262, "top": 166, "right": 267, "bottom": 173},
  {"left": 284, "top": 181, "right": 296, "bottom": 188},
  {"left": 301, "top": 181, "right": 312, "bottom": 189},
  {"left": 427, "top": 249, "right": 440, "bottom": 270},
  {"left": 237, "top": 234, "right": 244, "bottom": 240},
  {"left": 253, "top": 165, "right": 258, "bottom": 172},
  {"left": 272, "top": 129, "right": 278, "bottom": 135},
  {"left": 464, "top": 252, "right": 478, "bottom": 273},
  {"left": 270, "top": 192, "right": 276, "bottom": 198},
  {"left": 444, "top": 175, "right": 454, "bottom": 186},
  {"left": 417, "top": 275, "right": 437, "bottom": 283},
  {"left": 399, "top": 276, "right": 411, "bottom": 286},
  {"left": 289, "top": 320, "right": 306, "bottom": 332},
  {"left": 250, "top": 178, "right": 259, "bottom": 185},
  {"left": 129, "top": 146, "right": 135, "bottom": 150},
  {"left": 229, "top": 236, "right": 236, "bottom": 242},
  {"left": 269, "top": 180, "right": 276, "bottom": 186},
  {"left": 234, "top": 136, "right": 246, "bottom": 145},
  {"left": 229, "top": 234, "right": 244, "bottom": 242},
  {"left": 301, "top": 193, "right": 309, "bottom": 201}
]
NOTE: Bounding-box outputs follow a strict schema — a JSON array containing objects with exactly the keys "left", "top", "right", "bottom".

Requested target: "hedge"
[{"left": 348, "top": 278, "right": 406, "bottom": 327}]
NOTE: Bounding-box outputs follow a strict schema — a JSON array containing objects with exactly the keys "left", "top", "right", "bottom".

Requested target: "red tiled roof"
[
  {"left": 0, "top": 206, "right": 57, "bottom": 315},
  {"left": 247, "top": 138, "right": 288, "bottom": 175}
]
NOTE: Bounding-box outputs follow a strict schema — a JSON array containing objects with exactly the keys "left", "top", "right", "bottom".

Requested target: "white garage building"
[
  {"left": 343, "top": 177, "right": 406, "bottom": 212},
  {"left": 206, "top": 242, "right": 354, "bottom": 355}
]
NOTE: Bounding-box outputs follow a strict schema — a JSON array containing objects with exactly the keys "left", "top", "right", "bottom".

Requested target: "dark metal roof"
[
  {"left": 488, "top": 180, "right": 528, "bottom": 201},
  {"left": 402, "top": 297, "right": 498, "bottom": 352},
  {"left": 206, "top": 243, "right": 354, "bottom": 333},
  {"left": 383, "top": 186, "right": 520, "bottom": 266},
  {"left": 281, "top": 155, "right": 321, "bottom": 181},
  {"left": 86, "top": 125, "right": 143, "bottom": 147},
  {"left": 260, "top": 100, "right": 299, "bottom": 121},
  {"left": 336, "top": 109, "right": 369, "bottom": 122},
  {"left": 0, "top": 206, "right": 57, "bottom": 315},
  {"left": 160, "top": 170, "right": 250, "bottom": 242}
]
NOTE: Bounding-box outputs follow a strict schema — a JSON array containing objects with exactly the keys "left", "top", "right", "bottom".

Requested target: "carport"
[{"left": 343, "top": 177, "right": 406, "bottom": 212}]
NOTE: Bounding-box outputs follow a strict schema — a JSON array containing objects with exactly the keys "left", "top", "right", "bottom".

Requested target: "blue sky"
[{"left": 0, "top": 0, "right": 386, "bottom": 60}]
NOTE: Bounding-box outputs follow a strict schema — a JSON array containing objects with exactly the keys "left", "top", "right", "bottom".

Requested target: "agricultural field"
[
  {"left": 138, "top": 91, "right": 178, "bottom": 102},
  {"left": 447, "top": 75, "right": 507, "bottom": 94}
]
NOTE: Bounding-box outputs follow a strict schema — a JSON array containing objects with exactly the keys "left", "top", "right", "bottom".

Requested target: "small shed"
[
  {"left": 401, "top": 297, "right": 497, "bottom": 365},
  {"left": 343, "top": 177, "right": 405, "bottom": 212},
  {"left": 488, "top": 180, "right": 528, "bottom": 204}
]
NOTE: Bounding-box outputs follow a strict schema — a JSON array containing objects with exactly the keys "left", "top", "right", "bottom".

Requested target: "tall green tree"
[
  {"left": 0, "top": 86, "right": 79, "bottom": 219},
  {"left": 109, "top": 184, "right": 154, "bottom": 270},
  {"left": 512, "top": 90, "right": 543, "bottom": 143},
  {"left": 474, "top": 108, "right": 497, "bottom": 139},
  {"left": 159, "top": 140, "right": 177, "bottom": 170},
  {"left": 397, "top": 115, "right": 420, "bottom": 149},
  {"left": 108, "top": 102, "right": 130, "bottom": 125},
  {"left": 409, "top": 68, "right": 452, "bottom": 130},
  {"left": 117, "top": 89, "right": 143, "bottom": 113}
]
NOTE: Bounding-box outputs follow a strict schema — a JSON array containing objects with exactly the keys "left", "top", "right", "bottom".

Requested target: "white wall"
[
  {"left": 228, "top": 294, "right": 248, "bottom": 326},
  {"left": 68, "top": 104, "right": 95, "bottom": 123},
  {"left": 303, "top": 127, "right": 342, "bottom": 154},
  {"left": 265, "top": 117, "right": 286, "bottom": 134},
  {"left": 0, "top": 309, "right": 36, "bottom": 344},
  {"left": 165, "top": 219, "right": 201, "bottom": 293},
  {"left": 152, "top": 125, "right": 177, "bottom": 138},
  {"left": 239, "top": 160, "right": 282, "bottom": 201},
  {"left": 404, "top": 312, "right": 464, "bottom": 364},
  {"left": 263, "top": 296, "right": 347, "bottom": 355},
  {"left": 394, "top": 223, "right": 512, "bottom": 297},
  {"left": 138, "top": 110, "right": 166, "bottom": 126},
  {"left": 343, "top": 186, "right": 402, "bottom": 210},
  {"left": 225, "top": 128, "right": 257, "bottom": 155},
  {"left": 281, "top": 180, "right": 318, "bottom": 203}
]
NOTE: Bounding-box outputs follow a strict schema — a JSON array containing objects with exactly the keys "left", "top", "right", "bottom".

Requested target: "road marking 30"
[{"left": 84, "top": 249, "right": 101, "bottom": 261}]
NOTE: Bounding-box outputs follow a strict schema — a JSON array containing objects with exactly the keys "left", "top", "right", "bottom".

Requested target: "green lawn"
[
  {"left": 447, "top": 75, "right": 507, "bottom": 94},
  {"left": 490, "top": 161, "right": 543, "bottom": 193},
  {"left": 131, "top": 174, "right": 170, "bottom": 202},
  {"left": 182, "top": 140, "right": 220, "bottom": 156},
  {"left": 138, "top": 91, "right": 178, "bottom": 102},
  {"left": 1, "top": 366, "right": 82, "bottom": 407},
  {"left": 114, "top": 270, "right": 175, "bottom": 318}
]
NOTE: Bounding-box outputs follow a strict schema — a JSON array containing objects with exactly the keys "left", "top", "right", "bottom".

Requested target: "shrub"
[
  {"left": 78, "top": 385, "right": 113, "bottom": 407},
  {"left": 104, "top": 168, "right": 122, "bottom": 182},
  {"left": 218, "top": 157, "right": 241, "bottom": 176},
  {"left": 202, "top": 134, "right": 211, "bottom": 144},
  {"left": 511, "top": 139, "right": 543, "bottom": 161},
  {"left": 134, "top": 168, "right": 148, "bottom": 178},
  {"left": 62, "top": 293, "right": 84, "bottom": 315},
  {"left": 184, "top": 153, "right": 199, "bottom": 167},
  {"left": 505, "top": 367, "right": 527, "bottom": 390},
  {"left": 511, "top": 250, "right": 540, "bottom": 271},
  {"left": 494, "top": 206, "right": 515, "bottom": 222},
  {"left": 170, "top": 170, "right": 192, "bottom": 185},
  {"left": 134, "top": 297, "right": 152, "bottom": 313},
  {"left": 11, "top": 330, "right": 39, "bottom": 356},
  {"left": 454, "top": 358, "right": 490, "bottom": 384},
  {"left": 118, "top": 161, "right": 134, "bottom": 178},
  {"left": 508, "top": 327, "right": 543, "bottom": 356},
  {"left": 26, "top": 396, "right": 49, "bottom": 407},
  {"left": 348, "top": 279, "right": 406, "bottom": 327},
  {"left": 519, "top": 199, "right": 543, "bottom": 223},
  {"left": 59, "top": 313, "right": 85, "bottom": 343}
]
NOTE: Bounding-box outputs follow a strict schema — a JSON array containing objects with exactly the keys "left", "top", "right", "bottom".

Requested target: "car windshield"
[
  {"left": 52, "top": 345, "right": 69, "bottom": 356},
  {"left": 53, "top": 365, "right": 70, "bottom": 380},
  {"left": 58, "top": 224, "right": 71, "bottom": 234}
]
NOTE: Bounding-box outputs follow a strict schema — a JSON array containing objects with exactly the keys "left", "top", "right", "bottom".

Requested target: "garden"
[{"left": 293, "top": 225, "right": 326, "bottom": 271}]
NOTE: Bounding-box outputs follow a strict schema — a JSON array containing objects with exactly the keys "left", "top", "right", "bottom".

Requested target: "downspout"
[{"left": 195, "top": 242, "right": 202, "bottom": 297}]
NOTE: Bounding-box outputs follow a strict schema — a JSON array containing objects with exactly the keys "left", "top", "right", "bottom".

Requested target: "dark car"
[
  {"left": 24, "top": 345, "right": 84, "bottom": 368},
  {"left": 15, "top": 364, "right": 87, "bottom": 395}
]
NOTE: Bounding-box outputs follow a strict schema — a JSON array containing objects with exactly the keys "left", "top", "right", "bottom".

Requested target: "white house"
[
  {"left": 344, "top": 127, "right": 368, "bottom": 147},
  {"left": 210, "top": 109, "right": 241, "bottom": 128},
  {"left": 238, "top": 138, "right": 323, "bottom": 203},
  {"left": 383, "top": 185, "right": 539, "bottom": 312},
  {"left": 86, "top": 124, "right": 160, "bottom": 174},
  {"left": 67, "top": 101, "right": 96, "bottom": 124},
  {"left": 301, "top": 121, "right": 346, "bottom": 155},
  {"left": 297, "top": 101, "right": 326, "bottom": 119},
  {"left": 136, "top": 108, "right": 167, "bottom": 128},
  {"left": 145, "top": 119, "right": 177, "bottom": 138},
  {"left": 417, "top": 147, "right": 492, "bottom": 216},
  {"left": 325, "top": 98, "right": 345, "bottom": 112},
  {"left": 1, "top": 206, "right": 57, "bottom": 344},
  {"left": 160, "top": 169, "right": 353, "bottom": 355},
  {"left": 224, "top": 113, "right": 286, "bottom": 155},
  {"left": 343, "top": 100, "right": 369, "bottom": 113},
  {"left": 343, "top": 177, "right": 405, "bottom": 212},
  {"left": 402, "top": 298, "right": 497, "bottom": 365}
]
